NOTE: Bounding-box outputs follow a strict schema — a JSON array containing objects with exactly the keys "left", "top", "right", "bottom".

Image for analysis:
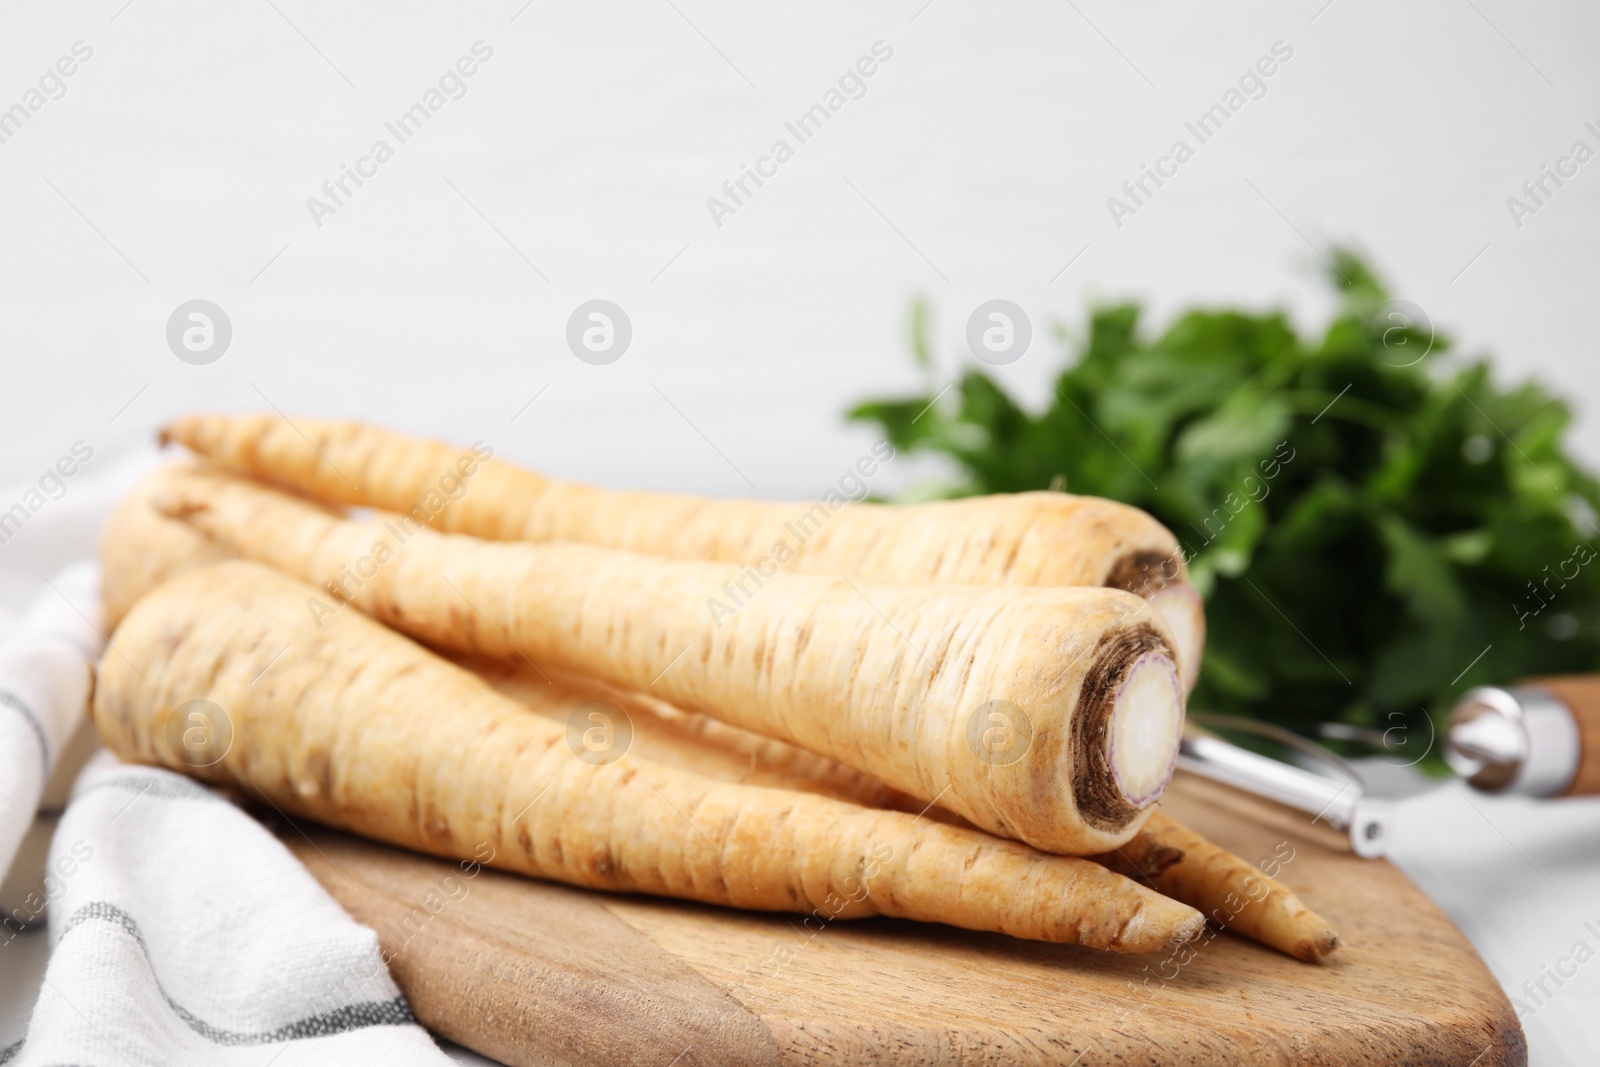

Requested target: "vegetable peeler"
[
  {"left": 1443, "top": 676, "right": 1600, "bottom": 797},
  {"left": 1176, "top": 719, "right": 1395, "bottom": 859},
  {"left": 1177, "top": 674, "right": 1600, "bottom": 859}
]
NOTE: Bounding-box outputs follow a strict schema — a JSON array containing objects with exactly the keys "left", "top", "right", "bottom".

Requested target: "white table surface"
[{"left": 4, "top": 2, "right": 1599, "bottom": 1062}]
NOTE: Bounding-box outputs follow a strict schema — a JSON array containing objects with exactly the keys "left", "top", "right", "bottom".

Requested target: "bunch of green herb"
[{"left": 850, "top": 253, "right": 1600, "bottom": 761}]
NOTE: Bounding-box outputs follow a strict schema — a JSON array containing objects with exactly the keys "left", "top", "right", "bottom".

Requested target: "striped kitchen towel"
[
  {"left": 0, "top": 561, "right": 101, "bottom": 888},
  {"left": 3, "top": 754, "right": 454, "bottom": 1067}
]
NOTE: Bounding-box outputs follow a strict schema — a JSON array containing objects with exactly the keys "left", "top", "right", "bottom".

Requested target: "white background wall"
[
  {"left": 3, "top": 2, "right": 1600, "bottom": 1063},
  {"left": 2, "top": 0, "right": 1598, "bottom": 501}
]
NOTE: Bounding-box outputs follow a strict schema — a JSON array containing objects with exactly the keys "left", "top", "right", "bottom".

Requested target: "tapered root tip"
[
  {"left": 157, "top": 415, "right": 206, "bottom": 453},
  {"left": 1105, "top": 896, "right": 1207, "bottom": 954},
  {"left": 1121, "top": 907, "right": 1206, "bottom": 954},
  {"left": 1173, "top": 911, "right": 1208, "bottom": 948},
  {"left": 1108, "top": 650, "right": 1184, "bottom": 808},
  {"left": 1293, "top": 929, "right": 1342, "bottom": 963}
]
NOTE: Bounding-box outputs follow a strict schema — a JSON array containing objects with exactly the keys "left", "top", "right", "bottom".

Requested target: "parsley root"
[
  {"left": 92, "top": 561, "right": 1206, "bottom": 952},
  {"left": 1098, "top": 813, "right": 1339, "bottom": 962},
  {"left": 161, "top": 413, "right": 1205, "bottom": 689},
  {"left": 155, "top": 469, "right": 1185, "bottom": 855},
  {"left": 103, "top": 467, "right": 1331, "bottom": 959}
]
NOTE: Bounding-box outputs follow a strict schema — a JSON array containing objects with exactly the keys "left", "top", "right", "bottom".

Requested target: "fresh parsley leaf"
[{"left": 849, "top": 254, "right": 1600, "bottom": 768}]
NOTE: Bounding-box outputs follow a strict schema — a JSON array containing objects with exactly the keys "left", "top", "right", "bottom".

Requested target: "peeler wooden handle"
[{"left": 1520, "top": 676, "right": 1600, "bottom": 796}]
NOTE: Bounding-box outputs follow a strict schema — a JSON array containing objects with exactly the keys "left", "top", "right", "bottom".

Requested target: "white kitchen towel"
[
  {"left": 4, "top": 754, "right": 454, "bottom": 1067},
  {"left": 0, "top": 561, "right": 103, "bottom": 887}
]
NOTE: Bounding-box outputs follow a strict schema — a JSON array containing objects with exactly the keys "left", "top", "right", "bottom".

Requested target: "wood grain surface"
[{"left": 278, "top": 773, "right": 1526, "bottom": 1067}]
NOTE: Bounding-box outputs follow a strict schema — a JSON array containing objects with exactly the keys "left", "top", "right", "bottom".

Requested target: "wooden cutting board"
[{"left": 276, "top": 774, "right": 1526, "bottom": 1067}]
